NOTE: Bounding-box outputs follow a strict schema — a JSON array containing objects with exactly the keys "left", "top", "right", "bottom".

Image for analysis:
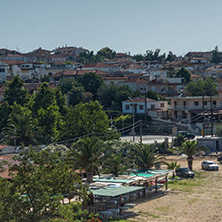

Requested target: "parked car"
[
  {"left": 175, "top": 167, "right": 195, "bottom": 178},
  {"left": 201, "top": 161, "right": 219, "bottom": 171},
  {"left": 217, "top": 155, "right": 222, "bottom": 163},
  {"left": 176, "top": 131, "right": 195, "bottom": 139}
]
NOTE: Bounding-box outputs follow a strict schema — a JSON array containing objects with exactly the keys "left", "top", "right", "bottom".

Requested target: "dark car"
[
  {"left": 217, "top": 155, "right": 222, "bottom": 163},
  {"left": 176, "top": 131, "right": 195, "bottom": 139},
  {"left": 176, "top": 167, "right": 195, "bottom": 178}
]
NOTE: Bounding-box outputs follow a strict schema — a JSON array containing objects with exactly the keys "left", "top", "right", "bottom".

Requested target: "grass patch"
[
  {"left": 155, "top": 205, "right": 171, "bottom": 213},
  {"left": 187, "top": 198, "right": 198, "bottom": 205},
  {"left": 139, "top": 211, "right": 160, "bottom": 219},
  {"left": 168, "top": 172, "right": 206, "bottom": 192}
]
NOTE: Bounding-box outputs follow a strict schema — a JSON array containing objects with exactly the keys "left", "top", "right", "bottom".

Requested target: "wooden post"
[
  {"left": 165, "top": 174, "right": 168, "bottom": 190},
  {"left": 119, "top": 195, "right": 122, "bottom": 205},
  {"left": 155, "top": 177, "right": 158, "bottom": 193}
]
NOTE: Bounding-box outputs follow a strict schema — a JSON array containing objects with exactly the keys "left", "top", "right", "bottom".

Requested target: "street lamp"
[{"left": 128, "top": 97, "right": 135, "bottom": 142}]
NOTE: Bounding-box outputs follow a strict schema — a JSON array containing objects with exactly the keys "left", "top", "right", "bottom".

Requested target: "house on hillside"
[
  {"left": 122, "top": 97, "right": 168, "bottom": 119},
  {"left": 168, "top": 96, "right": 222, "bottom": 124}
]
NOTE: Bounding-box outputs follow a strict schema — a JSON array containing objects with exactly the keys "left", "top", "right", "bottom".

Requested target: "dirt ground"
[{"left": 128, "top": 154, "right": 222, "bottom": 222}]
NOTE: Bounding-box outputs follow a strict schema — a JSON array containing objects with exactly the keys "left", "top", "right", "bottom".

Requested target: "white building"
[
  {"left": 0, "top": 63, "right": 7, "bottom": 82},
  {"left": 122, "top": 97, "right": 168, "bottom": 119}
]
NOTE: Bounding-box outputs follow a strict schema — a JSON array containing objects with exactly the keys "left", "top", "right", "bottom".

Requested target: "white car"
[{"left": 201, "top": 161, "right": 219, "bottom": 171}]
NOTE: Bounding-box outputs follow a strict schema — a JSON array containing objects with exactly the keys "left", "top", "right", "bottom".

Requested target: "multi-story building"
[{"left": 168, "top": 96, "right": 222, "bottom": 123}]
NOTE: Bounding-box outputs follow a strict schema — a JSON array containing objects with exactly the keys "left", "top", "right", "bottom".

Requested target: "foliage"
[
  {"left": 146, "top": 90, "right": 166, "bottom": 101},
  {"left": 4, "top": 75, "right": 29, "bottom": 106},
  {"left": 133, "top": 143, "right": 166, "bottom": 169},
  {"left": 1, "top": 104, "right": 37, "bottom": 146},
  {"left": 68, "top": 85, "right": 86, "bottom": 107},
  {"left": 97, "top": 47, "right": 116, "bottom": 59},
  {"left": 175, "top": 67, "right": 191, "bottom": 83},
  {"left": 0, "top": 149, "right": 88, "bottom": 221},
  {"left": 165, "top": 51, "right": 177, "bottom": 62},
  {"left": 215, "top": 125, "right": 222, "bottom": 137},
  {"left": 78, "top": 72, "right": 103, "bottom": 96},
  {"left": 103, "top": 153, "right": 130, "bottom": 177},
  {"left": 174, "top": 140, "right": 208, "bottom": 170},
  {"left": 186, "top": 78, "right": 218, "bottom": 96},
  {"left": 58, "top": 79, "right": 80, "bottom": 95},
  {"left": 61, "top": 101, "right": 110, "bottom": 141},
  {"left": 77, "top": 51, "right": 104, "bottom": 64},
  {"left": 41, "top": 74, "right": 50, "bottom": 82},
  {"left": 144, "top": 49, "right": 166, "bottom": 61},
  {"left": 166, "top": 65, "right": 175, "bottom": 78},
  {"left": 210, "top": 46, "right": 221, "bottom": 63},
  {"left": 0, "top": 102, "right": 11, "bottom": 133},
  {"left": 167, "top": 161, "right": 181, "bottom": 178},
  {"left": 133, "top": 54, "right": 144, "bottom": 62},
  {"left": 67, "top": 137, "right": 112, "bottom": 183},
  {"left": 174, "top": 134, "right": 185, "bottom": 146}
]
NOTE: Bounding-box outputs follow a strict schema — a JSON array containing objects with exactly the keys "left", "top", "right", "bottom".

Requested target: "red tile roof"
[{"left": 123, "top": 97, "right": 156, "bottom": 103}]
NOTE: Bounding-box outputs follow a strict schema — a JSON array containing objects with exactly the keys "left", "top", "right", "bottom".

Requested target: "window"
[
  {"left": 213, "top": 100, "right": 217, "bottom": 105},
  {"left": 139, "top": 105, "right": 143, "bottom": 110},
  {"left": 161, "top": 103, "right": 164, "bottom": 107},
  {"left": 203, "top": 101, "right": 207, "bottom": 106},
  {"left": 194, "top": 101, "right": 199, "bottom": 106},
  {"left": 183, "top": 101, "right": 186, "bottom": 106},
  {"left": 151, "top": 104, "right": 155, "bottom": 109},
  {"left": 125, "top": 105, "right": 129, "bottom": 110},
  {"left": 0, "top": 68, "right": 5, "bottom": 72}
]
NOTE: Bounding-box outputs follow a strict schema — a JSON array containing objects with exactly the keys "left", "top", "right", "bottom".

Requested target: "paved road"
[{"left": 120, "top": 135, "right": 175, "bottom": 144}]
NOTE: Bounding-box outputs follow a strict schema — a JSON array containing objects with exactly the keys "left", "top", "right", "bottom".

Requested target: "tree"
[
  {"left": 68, "top": 85, "right": 86, "bottom": 107},
  {"left": 216, "top": 125, "right": 222, "bottom": 137},
  {"left": 58, "top": 79, "right": 79, "bottom": 95},
  {"left": 133, "top": 143, "right": 166, "bottom": 169},
  {"left": 78, "top": 72, "right": 103, "bottom": 96},
  {"left": 30, "top": 83, "right": 62, "bottom": 143},
  {"left": 186, "top": 78, "right": 218, "bottom": 96},
  {"left": 0, "top": 102, "right": 11, "bottom": 133},
  {"left": 176, "top": 140, "right": 207, "bottom": 170},
  {"left": 211, "top": 46, "right": 221, "bottom": 63},
  {"left": 67, "top": 137, "right": 111, "bottom": 183},
  {"left": 103, "top": 153, "right": 129, "bottom": 177},
  {"left": 1, "top": 104, "right": 37, "bottom": 146},
  {"left": 175, "top": 67, "right": 191, "bottom": 83},
  {"left": 0, "top": 148, "right": 88, "bottom": 221},
  {"left": 4, "top": 75, "right": 29, "bottom": 106},
  {"left": 133, "top": 54, "right": 144, "bottom": 62},
  {"left": 145, "top": 49, "right": 165, "bottom": 61},
  {"left": 55, "top": 87, "right": 68, "bottom": 116},
  {"left": 166, "top": 65, "right": 175, "bottom": 78},
  {"left": 40, "top": 74, "right": 50, "bottom": 82},
  {"left": 167, "top": 161, "right": 180, "bottom": 178},
  {"left": 146, "top": 90, "right": 166, "bottom": 101},
  {"left": 61, "top": 101, "right": 110, "bottom": 140},
  {"left": 76, "top": 51, "right": 104, "bottom": 64},
  {"left": 166, "top": 51, "right": 176, "bottom": 62},
  {"left": 97, "top": 47, "right": 116, "bottom": 59}
]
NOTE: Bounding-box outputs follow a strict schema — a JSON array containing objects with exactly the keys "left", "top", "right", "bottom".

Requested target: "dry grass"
[{"left": 126, "top": 155, "right": 222, "bottom": 222}]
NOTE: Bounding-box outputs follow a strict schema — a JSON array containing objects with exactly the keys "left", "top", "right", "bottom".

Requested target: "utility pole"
[
  {"left": 128, "top": 97, "right": 135, "bottom": 142},
  {"left": 210, "top": 96, "right": 214, "bottom": 136},
  {"left": 140, "top": 120, "right": 142, "bottom": 144},
  {"left": 202, "top": 95, "right": 205, "bottom": 137},
  {"left": 144, "top": 87, "right": 147, "bottom": 122}
]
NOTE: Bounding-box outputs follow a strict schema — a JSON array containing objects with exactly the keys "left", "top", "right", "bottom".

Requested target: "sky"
[{"left": 1, "top": 0, "right": 222, "bottom": 56}]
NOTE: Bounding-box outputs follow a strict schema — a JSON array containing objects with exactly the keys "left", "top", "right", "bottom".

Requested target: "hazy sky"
[{"left": 1, "top": 0, "right": 222, "bottom": 56}]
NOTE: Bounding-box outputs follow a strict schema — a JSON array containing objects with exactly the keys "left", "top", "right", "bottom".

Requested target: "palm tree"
[
  {"left": 133, "top": 143, "right": 166, "bottom": 169},
  {"left": 167, "top": 161, "right": 180, "bottom": 178},
  {"left": 178, "top": 140, "right": 207, "bottom": 170},
  {"left": 1, "top": 112, "right": 36, "bottom": 146},
  {"left": 104, "top": 153, "right": 130, "bottom": 177},
  {"left": 66, "top": 137, "right": 111, "bottom": 183}
]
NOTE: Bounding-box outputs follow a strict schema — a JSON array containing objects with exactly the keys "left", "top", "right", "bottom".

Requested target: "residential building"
[
  {"left": 122, "top": 97, "right": 168, "bottom": 119},
  {"left": 0, "top": 63, "right": 7, "bottom": 82},
  {"left": 168, "top": 96, "right": 222, "bottom": 123}
]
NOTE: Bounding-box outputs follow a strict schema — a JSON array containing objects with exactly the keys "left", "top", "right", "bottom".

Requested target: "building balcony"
[{"left": 169, "top": 105, "right": 222, "bottom": 111}]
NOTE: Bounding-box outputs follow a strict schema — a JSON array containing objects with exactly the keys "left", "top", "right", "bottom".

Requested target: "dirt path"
[{"left": 128, "top": 155, "right": 222, "bottom": 222}]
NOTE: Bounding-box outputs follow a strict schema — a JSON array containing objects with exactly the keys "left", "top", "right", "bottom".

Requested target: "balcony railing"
[{"left": 169, "top": 105, "right": 221, "bottom": 111}]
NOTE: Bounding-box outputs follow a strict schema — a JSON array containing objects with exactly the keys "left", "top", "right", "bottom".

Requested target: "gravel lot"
[{"left": 128, "top": 154, "right": 222, "bottom": 222}]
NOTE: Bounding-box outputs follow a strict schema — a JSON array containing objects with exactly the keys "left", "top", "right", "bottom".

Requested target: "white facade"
[{"left": 0, "top": 63, "right": 7, "bottom": 82}]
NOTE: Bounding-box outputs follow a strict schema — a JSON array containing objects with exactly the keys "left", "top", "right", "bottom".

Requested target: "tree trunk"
[
  {"left": 172, "top": 171, "right": 175, "bottom": 179},
  {"left": 86, "top": 171, "right": 93, "bottom": 183},
  {"left": 187, "top": 157, "right": 193, "bottom": 171}
]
